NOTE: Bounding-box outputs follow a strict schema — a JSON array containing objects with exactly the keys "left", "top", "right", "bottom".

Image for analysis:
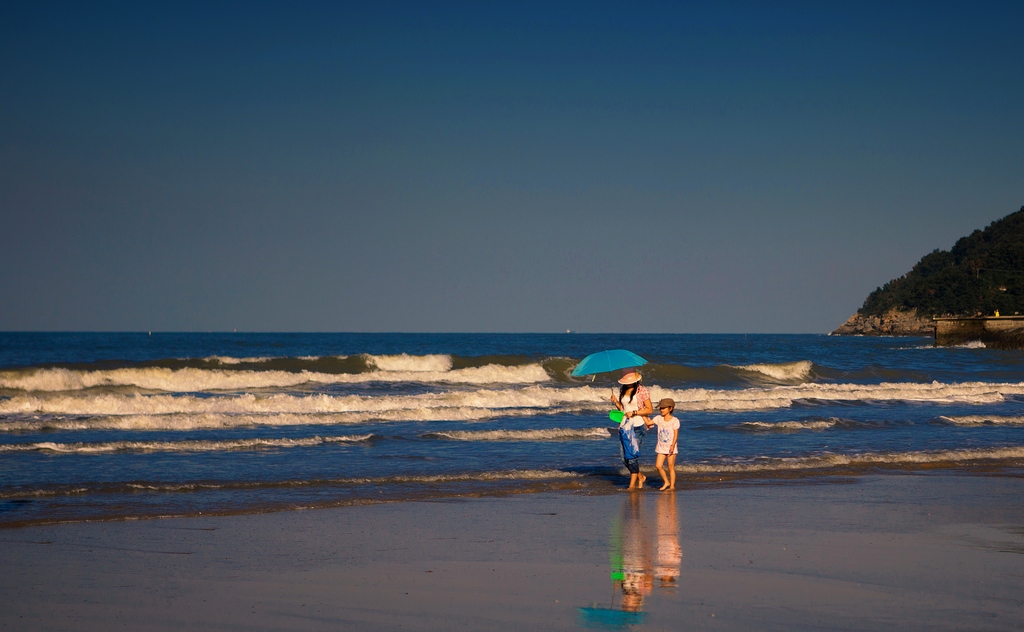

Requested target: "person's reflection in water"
[
  {"left": 580, "top": 494, "right": 684, "bottom": 628},
  {"left": 654, "top": 492, "right": 682, "bottom": 591},
  {"left": 615, "top": 494, "right": 653, "bottom": 612}
]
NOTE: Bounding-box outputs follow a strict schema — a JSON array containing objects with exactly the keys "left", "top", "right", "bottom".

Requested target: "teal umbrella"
[{"left": 571, "top": 349, "right": 648, "bottom": 377}]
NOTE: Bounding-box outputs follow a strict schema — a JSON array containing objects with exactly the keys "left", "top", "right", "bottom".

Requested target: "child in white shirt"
[{"left": 653, "top": 398, "right": 680, "bottom": 490}]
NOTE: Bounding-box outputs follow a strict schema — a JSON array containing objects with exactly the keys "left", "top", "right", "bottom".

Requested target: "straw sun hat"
[{"left": 618, "top": 370, "right": 642, "bottom": 385}]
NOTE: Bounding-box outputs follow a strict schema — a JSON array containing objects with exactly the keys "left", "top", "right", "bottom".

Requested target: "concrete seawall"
[{"left": 934, "top": 316, "right": 1024, "bottom": 349}]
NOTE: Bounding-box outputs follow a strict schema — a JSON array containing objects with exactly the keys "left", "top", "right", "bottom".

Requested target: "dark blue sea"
[{"left": 1, "top": 332, "right": 1022, "bottom": 527}]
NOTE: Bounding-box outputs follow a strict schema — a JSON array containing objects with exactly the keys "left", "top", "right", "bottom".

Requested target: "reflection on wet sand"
[
  {"left": 579, "top": 493, "right": 682, "bottom": 628},
  {"left": 656, "top": 493, "right": 681, "bottom": 590}
]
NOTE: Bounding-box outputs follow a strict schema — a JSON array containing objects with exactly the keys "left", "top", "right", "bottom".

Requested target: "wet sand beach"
[{"left": 2, "top": 473, "right": 1023, "bottom": 631}]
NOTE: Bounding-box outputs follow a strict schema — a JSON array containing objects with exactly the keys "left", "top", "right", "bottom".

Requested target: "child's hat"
[{"left": 657, "top": 398, "right": 675, "bottom": 409}]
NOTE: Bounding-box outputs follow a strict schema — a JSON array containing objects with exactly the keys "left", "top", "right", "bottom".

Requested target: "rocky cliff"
[{"left": 830, "top": 308, "right": 934, "bottom": 336}]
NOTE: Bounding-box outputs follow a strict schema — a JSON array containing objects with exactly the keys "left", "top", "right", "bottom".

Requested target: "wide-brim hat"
[{"left": 618, "top": 369, "right": 642, "bottom": 385}]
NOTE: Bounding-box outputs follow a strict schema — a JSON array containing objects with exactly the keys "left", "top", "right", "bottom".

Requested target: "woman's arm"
[
  {"left": 610, "top": 393, "right": 622, "bottom": 410},
  {"left": 636, "top": 388, "right": 653, "bottom": 418}
]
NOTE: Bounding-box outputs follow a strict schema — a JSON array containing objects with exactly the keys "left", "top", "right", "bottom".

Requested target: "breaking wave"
[
  {"left": 736, "top": 418, "right": 841, "bottom": 432},
  {"left": 4, "top": 380, "right": 1024, "bottom": 432},
  {"left": 203, "top": 356, "right": 274, "bottom": 364},
  {"left": 422, "top": 428, "right": 612, "bottom": 441},
  {"left": 0, "top": 469, "right": 583, "bottom": 500},
  {"left": 652, "top": 380, "right": 1024, "bottom": 412},
  {"left": 364, "top": 354, "right": 452, "bottom": 372},
  {"left": 0, "top": 385, "right": 606, "bottom": 419},
  {"left": 939, "top": 415, "right": 1024, "bottom": 426},
  {"left": 0, "top": 407, "right": 599, "bottom": 433},
  {"left": 0, "top": 362, "right": 550, "bottom": 392},
  {"left": 730, "top": 360, "right": 814, "bottom": 383},
  {"left": 0, "top": 434, "right": 375, "bottom": 454}
]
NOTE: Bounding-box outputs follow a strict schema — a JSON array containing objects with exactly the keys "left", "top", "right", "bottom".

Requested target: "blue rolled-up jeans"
[{"left": 619, "top": 423, "right": 647, "bottom": 473}]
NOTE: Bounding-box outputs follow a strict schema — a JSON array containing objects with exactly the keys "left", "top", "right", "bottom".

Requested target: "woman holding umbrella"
[
  {"left": 612, "top": 369, "right": 654, "bottom": 489},
  {"left": 570, "top": 350, "right": 654, "bottom": 489}
]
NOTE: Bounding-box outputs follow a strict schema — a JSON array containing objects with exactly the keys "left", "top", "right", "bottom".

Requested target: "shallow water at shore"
[{"left": 1, "top": 333, "right": 1023, "bottom": 527}]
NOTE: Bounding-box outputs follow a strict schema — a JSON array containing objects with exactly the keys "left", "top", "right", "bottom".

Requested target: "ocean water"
[{"left": 1, "top": 332, "right": 1022, "bottom": 527}]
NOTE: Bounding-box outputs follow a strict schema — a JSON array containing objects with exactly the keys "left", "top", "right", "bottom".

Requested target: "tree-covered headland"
[{"left": 859, "top": 206, "right": 1024, "bottom": 318}]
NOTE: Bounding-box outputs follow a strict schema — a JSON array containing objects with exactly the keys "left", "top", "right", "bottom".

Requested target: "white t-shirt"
[
  {"left": 616, "top": 387, "right": 648, "bottom": 428},
  {"left": 654, "top": 415, "right": 680, "bottom": 454}
]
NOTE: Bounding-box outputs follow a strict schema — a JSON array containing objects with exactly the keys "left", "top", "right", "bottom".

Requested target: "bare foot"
[
  {"left": 659, "top": 484, "right": 669, "bottom": 491},
  {"left": 638, "top": 474, "right": 646, "bottom": 488}
]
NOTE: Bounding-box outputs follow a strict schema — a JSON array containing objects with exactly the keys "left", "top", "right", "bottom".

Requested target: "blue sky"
[{"left": 1, "top": 1, "right": 1022, "bottom": 332}]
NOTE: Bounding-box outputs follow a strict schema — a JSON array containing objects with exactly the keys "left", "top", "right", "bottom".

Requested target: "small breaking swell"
[
  {"left": 202, "top": 356, "right": 274, "bottom": 365},
  {"left": 731, "top": 417, "right": 898, "bottom": 432},
  {"left": 954, "top": 341, "right": 987, "bottom": 349},
  {"left": 0, "top": 428, "right": 614, "bottom": 451},
  {"left": 363, "top": 354, "right": 452, "bottom": 372},
  {"left": 422, "top": 427, "right": 612, "bottom": 442},
  {"left": 0, "top": 469, "right": 583, "bottom": 500},
  {"left": 619, "top": 360, "right": 818, "bottom": 386},
  {"left": 0, "top": 434, "right": 375, "bottom": 454},
  {"left": 730, "top": 360, "right": 815, "bottom": 383},
  {"left": 735, "top": 418, "right": 843, "bottom": 432},
  {"left": 675, "top": 446, "right": 1024, "bottom": 475},
  {"left": 939, "top": 415, "right": 1024, "bottom": 426},
  {"left": 0, "top": 407, "right": 596, "bottom": 433}
]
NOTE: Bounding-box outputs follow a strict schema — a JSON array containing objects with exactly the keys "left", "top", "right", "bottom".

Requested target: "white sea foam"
[
  {"left": 0, "top": 385, "right": 605, "bottom": 417},
  {"left": 738, "top": 419, "right": 839, "bottom": 431},
  {"left": 0, "top": 429, "right": 609, "bottom": 452},
  {"left": 0, "top": 434, "right": 374, "bottom": 454},
  {"left": 0, "top": 391, "right": 606, "bottom": 430},
  {"left": 8, "top": 381, "right": 1018, "bottom": 419},
  {"left": 203, "top": 356, "right": 273, "bottom": 364},
  {"left": 425, "top": 428, "right": 611, "bottom": 441},
  {"left": 674, "top": 446, "right": 1024, "bottom": 474},
  {"left": 0, "top": 407, "right": 603, "bottom": 432},
  {"left": 0, "top": 362, "right": 549, "bottom": 392},
  {"left": 939, "top": 415, "right": 1024, "bottom": 426},
  {"left": 732, "top": 360, "right": 814, "bottom": 382},
  {"left": 0, "top": 487, "right": 90, "bottom": 499},
  {"left": 957, "top": 341, "right": 987, "bottom": 349},
  {"left": 648, "top": 380, "right": 1023, "bottom": 412},
  {"left": 317, "top": 469, "right": 583, "bottom": 485},
  {"left": 902, "top": 341, "right": 988, "bottom": 350}
]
